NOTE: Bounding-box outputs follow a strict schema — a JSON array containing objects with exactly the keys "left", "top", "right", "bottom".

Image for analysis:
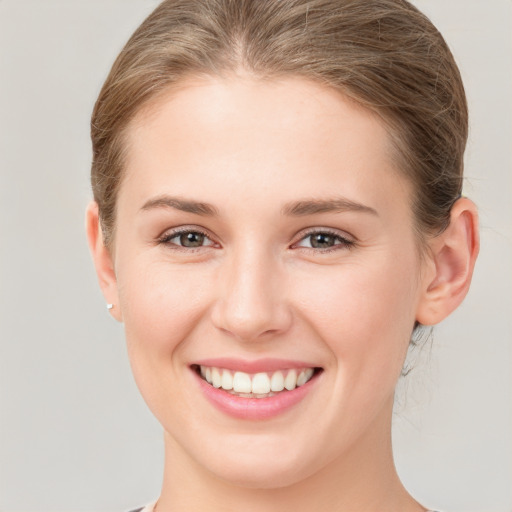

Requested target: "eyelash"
[
  {"left": 293, "top": 228, "right": 355, "bottom": 253},
  {"left": 157, "top": 227, "right": 355, "bottom": 253},
  {"left": 157, "top": 227, "right": 215, "bottom": 252}
]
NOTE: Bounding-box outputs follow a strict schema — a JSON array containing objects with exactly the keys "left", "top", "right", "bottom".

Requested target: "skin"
[{"left": 87, "top": 76, "right": 479, "bottom": 512}]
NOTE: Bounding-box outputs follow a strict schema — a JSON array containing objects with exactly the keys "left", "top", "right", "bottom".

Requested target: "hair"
[{"left": 91, "top": 0, "right": 468, "bottom": 248}]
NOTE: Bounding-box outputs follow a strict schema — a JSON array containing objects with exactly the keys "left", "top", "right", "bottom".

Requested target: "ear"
[
  {"left": 416, "top": 197, "right": 479, "bottom": 326},
  {"left": 85, "top": 201, "right": 123, "bottom": 322}
]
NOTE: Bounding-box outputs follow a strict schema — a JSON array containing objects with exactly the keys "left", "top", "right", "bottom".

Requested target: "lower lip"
[{"left": 192, "top": 368, "right": 321, "bottom": 420}]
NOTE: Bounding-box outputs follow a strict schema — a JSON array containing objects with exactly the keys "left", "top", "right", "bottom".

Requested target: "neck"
[{"left": 156, "top": 401, "right": 424, "bottom": 512}]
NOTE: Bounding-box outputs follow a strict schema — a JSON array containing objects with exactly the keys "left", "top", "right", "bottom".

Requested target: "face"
[{"left": 109, "top": 76, "right": 428, "bottom": 487}]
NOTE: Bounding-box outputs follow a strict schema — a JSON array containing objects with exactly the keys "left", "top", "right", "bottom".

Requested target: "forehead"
[{"left": 122, "top": 75, "right": 411, "bottom": 217}]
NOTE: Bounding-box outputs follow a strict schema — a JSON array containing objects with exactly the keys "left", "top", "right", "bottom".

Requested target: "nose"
[{"left": 210, "top": 245, "right": 293, "bottom": 342}]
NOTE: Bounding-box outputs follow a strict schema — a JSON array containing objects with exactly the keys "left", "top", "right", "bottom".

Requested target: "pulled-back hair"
[{"left": 91, "top": 0, "right": 467, "bottom": 248}]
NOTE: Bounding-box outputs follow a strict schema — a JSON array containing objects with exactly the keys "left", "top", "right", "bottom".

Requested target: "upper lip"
[{"left": 192, "top": 357, "right": 320, "bottom": 373}]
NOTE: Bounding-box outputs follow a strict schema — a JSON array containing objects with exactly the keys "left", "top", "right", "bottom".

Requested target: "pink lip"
[
  {"left": 193, "top": 357, "right": 318, "bottom": 373},
  {"left": 191, "top": 365, "right": 322, "bottom": 421}
]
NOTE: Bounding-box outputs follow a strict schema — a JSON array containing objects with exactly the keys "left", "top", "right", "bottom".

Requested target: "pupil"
[
  {"left": 181, "top": 232, "right": 204, "bottom": 247},
  {"left": 311, "top": 233, "right": 333, "bottom": 248}
]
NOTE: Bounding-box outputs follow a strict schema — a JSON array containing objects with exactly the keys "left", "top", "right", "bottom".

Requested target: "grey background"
[{"left": 0, "top": 1, "right": 510, "bottom": 511}]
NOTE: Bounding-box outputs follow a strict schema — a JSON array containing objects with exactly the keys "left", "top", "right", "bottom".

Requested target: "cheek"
[
  {"left": 115, "top": 256, "right": 217, "bottom": 423},
  {"left": 117, "top": 257, "right": 213, "bottom": 366},
  {"left": 293, "top": 251, "right": 420, "bottom": 380}
]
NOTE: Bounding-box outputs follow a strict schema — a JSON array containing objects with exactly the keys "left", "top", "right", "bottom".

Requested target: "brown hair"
[{"left": 91, "top": 0, "right": 467, "bottom": 248}]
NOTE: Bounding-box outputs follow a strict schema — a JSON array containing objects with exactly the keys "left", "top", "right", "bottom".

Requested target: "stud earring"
[{"left": 106, "top": 303, "right": 114, "bottom": 310}]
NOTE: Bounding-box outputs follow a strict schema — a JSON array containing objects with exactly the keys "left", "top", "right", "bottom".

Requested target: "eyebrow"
[
  {"left": 140, "top": 195, "right": 378, "bottom": 217},
  {"left": 140, "top": 195, "right": 219, "bottom": 216},
  {"left": 281, "top": 197, "right": 378, "bottom": 217}
]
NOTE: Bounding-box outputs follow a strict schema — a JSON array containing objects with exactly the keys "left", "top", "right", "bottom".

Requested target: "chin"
[
  {"left": 193, "top": 436, "right": 322, "bottom": 490},
  {"left": 212, "top": 458, "right": 309, "bottom": 489}
]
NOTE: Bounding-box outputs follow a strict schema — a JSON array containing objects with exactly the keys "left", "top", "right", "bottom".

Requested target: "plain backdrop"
[{"left": 0, "top": 1, "right": 511, "bottom": 511}]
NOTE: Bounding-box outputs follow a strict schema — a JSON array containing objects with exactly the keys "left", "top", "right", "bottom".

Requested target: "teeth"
[
  {"left": 211, "top": 367, "right": 222, "bottom": 388},
  {"left": 233, "top": 371, "right": 252, "bottom": 393},
  {"left": 297, "top": 368, "right": 314, "bottom": 386},
  {"left": 297, "top": 370, "right": 307, "bottom": 387},
  {"left": 270, "top": 371, "right": 285, "bottom": 392},
  {"left": 284, "top": 369, "right": 297, "bottom": 391},
  {"left": 221, "top": 369, "right": 233, "bottom": 390},
  {"left": 251, "top": 373, "right": 271, "bottom": 394},
  {"left": 198, "top": 365, "right": 316, "bottom": 395}
]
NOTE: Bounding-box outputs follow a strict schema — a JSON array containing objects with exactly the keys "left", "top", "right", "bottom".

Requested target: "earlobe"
[
  {"left": 416, "top": 198, "right": 479, "bottom": 326},
  {"left": 85, "top": 201, "right": 123, "bottom": 322}
]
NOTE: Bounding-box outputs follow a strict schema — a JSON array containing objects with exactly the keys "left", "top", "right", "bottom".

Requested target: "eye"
[
  {"left": 159, "top": 229, "right": 216, "bottom": 249},
  {"left": 294, "top": 230, "right": 354, "bottom": 251}
]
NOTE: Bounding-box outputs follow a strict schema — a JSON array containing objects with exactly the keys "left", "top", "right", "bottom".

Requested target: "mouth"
[{"left": 191, "top": 364, "right": 322, "bottom": 399}]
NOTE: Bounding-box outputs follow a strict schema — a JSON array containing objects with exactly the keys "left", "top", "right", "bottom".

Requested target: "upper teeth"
[{"left": 200, "top": 366, "right": 315, "bottom": 394}]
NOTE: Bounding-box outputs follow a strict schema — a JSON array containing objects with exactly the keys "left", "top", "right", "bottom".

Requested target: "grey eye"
[
  {"left": 178, "top": 231, "right": 205, "bottom": 247},
  {"left": 295, "top": 231, "right": 353, "bottom": 251},
  {"left": 163, "top": 230, "right": 216, "bottom": 249},
  {"left": 308, "top": 233, "right": 337, "bottom": 249}
]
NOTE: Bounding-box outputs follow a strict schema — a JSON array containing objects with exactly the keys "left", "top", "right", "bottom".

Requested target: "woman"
[{"left": 86, "top": 0, "right": 479, "bottom": 510}]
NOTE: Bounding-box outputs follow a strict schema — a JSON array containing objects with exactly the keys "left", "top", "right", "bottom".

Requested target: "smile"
[
  {"left": 191, "top": 360, "right": 323, "bottom": 420},
  {"left": 196, "top": 365, "right": 316, "bottom": 398}
]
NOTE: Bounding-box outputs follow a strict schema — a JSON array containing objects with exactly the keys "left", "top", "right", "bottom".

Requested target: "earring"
[{"left": 106, "top": 303, "right": 114, "bottom": 310}]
